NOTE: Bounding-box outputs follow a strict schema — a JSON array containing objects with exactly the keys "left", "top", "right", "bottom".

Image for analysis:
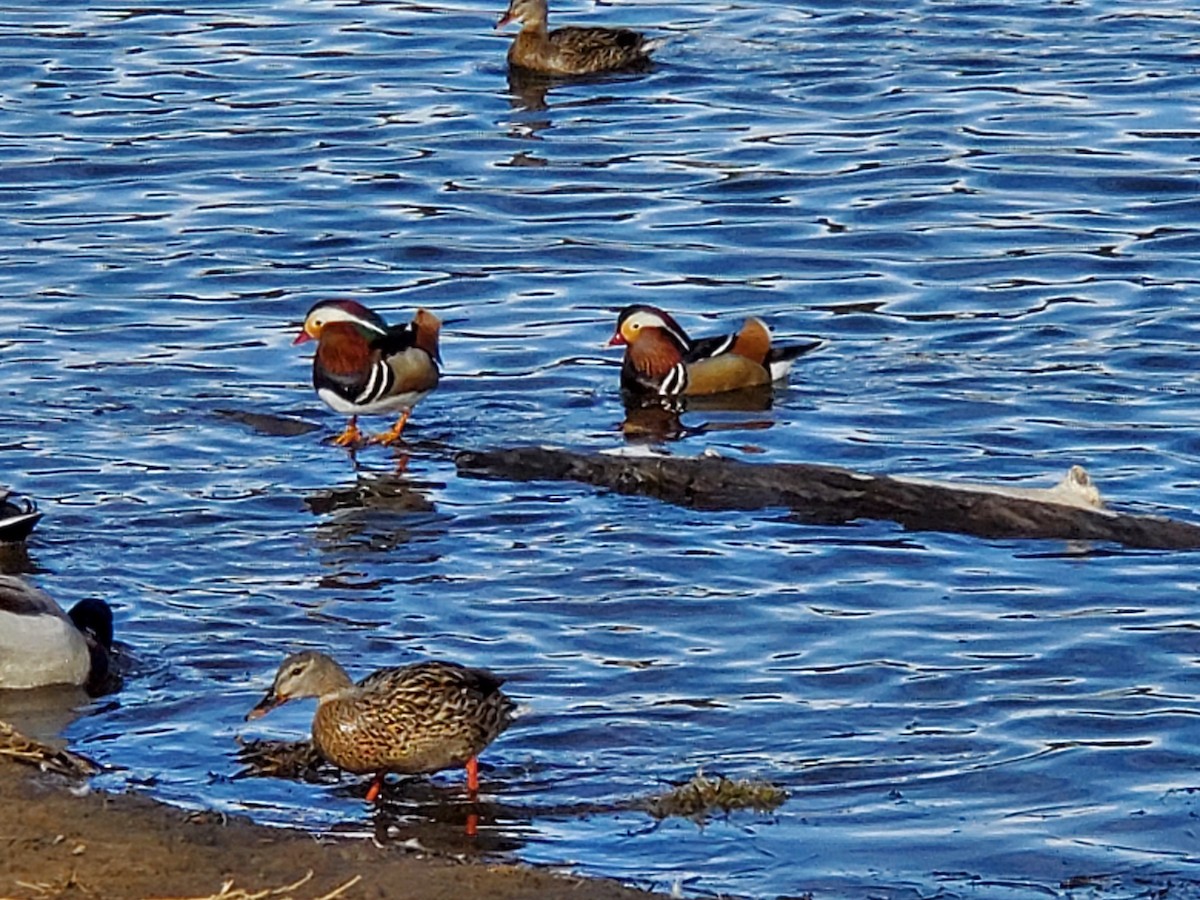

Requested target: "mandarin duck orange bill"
[
  {"left": 294, "top": 300, "right": 441, "bottom": 448},
  {"left": 496, "top": 0, "right": 662, "bottom": 76},
  {"left": 246, "top": 651, "right": 516, "bottom": 801},
  {"left": 608, "top": 304, "right": 821, "bottom": 398}
]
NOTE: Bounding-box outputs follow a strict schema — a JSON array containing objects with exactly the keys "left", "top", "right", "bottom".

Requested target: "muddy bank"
[{"left": 0, "top": 760, "right": 658, "bottom": 900}]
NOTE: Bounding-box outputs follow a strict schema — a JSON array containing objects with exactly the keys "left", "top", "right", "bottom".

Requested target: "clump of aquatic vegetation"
[
  {"left": 643, "top": 770, "right": 787, "bottom": 821},
  {"left": 234, "top": 737, "right": 329, "bottom": 781}
]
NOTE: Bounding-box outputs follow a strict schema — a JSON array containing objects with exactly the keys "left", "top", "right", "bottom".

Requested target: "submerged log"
[{"left": 455, "top": 447, "right": 1200, "bottom": 551}]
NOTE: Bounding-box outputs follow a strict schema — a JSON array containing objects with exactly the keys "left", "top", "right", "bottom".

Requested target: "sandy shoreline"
[{"left": 0, "top": 759, "right": 658, "bottom": 900}]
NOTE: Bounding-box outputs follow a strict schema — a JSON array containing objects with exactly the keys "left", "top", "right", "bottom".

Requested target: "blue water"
[{"left": 3, "top": 0, "right": 1200, "bottom": 896}]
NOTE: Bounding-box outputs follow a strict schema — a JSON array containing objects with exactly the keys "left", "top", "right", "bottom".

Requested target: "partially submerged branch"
[{"left": 455, "top": 447, "right": 1200, "bottom": 551}]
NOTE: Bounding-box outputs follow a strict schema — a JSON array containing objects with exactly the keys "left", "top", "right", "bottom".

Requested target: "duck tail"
[{"left": 766, "top": 339, "right": 823, "bottom": 381}]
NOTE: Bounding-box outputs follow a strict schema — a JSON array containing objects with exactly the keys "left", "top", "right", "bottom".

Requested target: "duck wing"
[{"left": 548, "top": 26, "right": 655, "bottom": 72}]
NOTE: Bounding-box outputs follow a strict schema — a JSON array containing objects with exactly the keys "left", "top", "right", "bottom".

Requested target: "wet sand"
[{"left": 0, "top": 760, "right": 658, "bottom": 900}]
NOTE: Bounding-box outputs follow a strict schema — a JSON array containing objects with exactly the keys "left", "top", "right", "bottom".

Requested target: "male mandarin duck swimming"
[
  {"left": 294, "top": 300, "right": 441, "bottom": 448},
  {"left": 0, "top": 575, "right": 114, "bottom": 694},
  {"left": 608, "top": 304, "right": 821, "bottom": 397},
  {"left": 496, "top": 0, "right": 662, "bottom": 76},
  {"left": 246, "top": 651, "right": 516, "bottom": 801}
]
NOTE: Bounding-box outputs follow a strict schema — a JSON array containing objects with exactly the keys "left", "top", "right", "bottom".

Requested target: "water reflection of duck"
[
  {"left": 0, "top": 490, "right": 41, "bottom": 544},
  {"left": 620, "top": 389, "right": 779, "bottom": 441},
  {"left": 0, "top": 575, "right": 115, "bottom": 695},
  {"left": 496, "top": 0, "right": 662, "bottom": 76},
  {"left": 608, "top": 304, "right": 822, "bottom": 399},
  {"left": 246, "top": 651, "right": 516, "bottom": 802},
  {"left": 294, "top": 300, "right": 441, "bottom": 449}
]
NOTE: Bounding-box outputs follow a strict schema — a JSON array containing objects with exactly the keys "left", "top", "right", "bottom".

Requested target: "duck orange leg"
[
  {"left": 332, "top": 416, "right": 363, "bottom": 447},
  {"left": 370, "top": 409, "right": 411, "bottom": 446},
  {"left": 465, "top": 756, "right": 480, "bottom": 793},
  {"left": 365, "top": 772, "right": 386, "bottom": 803}
]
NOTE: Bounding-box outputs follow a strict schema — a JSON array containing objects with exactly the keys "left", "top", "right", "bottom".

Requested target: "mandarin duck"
[
  {"left": 496, "top": 0, "right": 662, "bottom": 76},
  {"left": 294, "top": 300, "right": 441, "bottom": 448},
  {"left": 246, "top": 651, "right": 516, "bottom": 801},
  {"left": 608, "top": 304, "right": 821, "bottom": 398},
  {"left": 0, "top": 575, "right": 114, "bottom": 694}
]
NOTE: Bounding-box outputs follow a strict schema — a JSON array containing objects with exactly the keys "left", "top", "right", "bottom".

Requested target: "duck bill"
[
  {"left": 495, "top": 11, "right": 514, "bottom": 29},
  {"left": 245, "top": 690, "right": 285, "bottom": 721},
  {"left": 606, "top": 332, "right": 627, "bottom": 347},
  {"left": 293, "top": 329, "right": 313, "bottom": 346}
]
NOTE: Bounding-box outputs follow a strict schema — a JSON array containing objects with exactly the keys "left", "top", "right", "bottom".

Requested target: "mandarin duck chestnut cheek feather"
[
  {"left": 608, "top": 304, "right": 821, "bottom": 398},
  {"left": 246, "top": 650, "right": 516, "bottom": 802},
  {"left": 496, "top": 0, "right": 662, "bottom": 76},
  {"left": 294, "top": 300, "right": 441, "bottom": 448}
]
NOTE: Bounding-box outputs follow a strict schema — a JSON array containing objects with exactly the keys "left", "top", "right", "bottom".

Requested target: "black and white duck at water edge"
[{"left": 0, "top": 575, "right": 115, "bottom": 694}]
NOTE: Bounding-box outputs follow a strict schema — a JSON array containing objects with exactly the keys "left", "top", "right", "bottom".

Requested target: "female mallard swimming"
[
  {"left": 496, "top": 0, "right": 662, "bottom": 75},
  {"left": 246, "top": 651, "right": 516, "bottom": 801},
  {"left": 0, "top": 575, "right": 114, "bottom": 694}
]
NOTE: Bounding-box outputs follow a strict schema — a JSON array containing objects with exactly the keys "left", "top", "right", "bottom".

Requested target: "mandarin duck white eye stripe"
[{"left": 295, "top": 300, "right": 441, "bottom": 449}]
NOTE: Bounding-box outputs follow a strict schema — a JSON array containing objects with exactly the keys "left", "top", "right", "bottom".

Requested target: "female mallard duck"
[
  {"left": 496, "top": 0, "right": 662, "bottom": 76},
  {"left": 246, "top": 651, "right": 516, "bottom": 801},
  {"left": 0, "top": 575, "right": 114, "bottom": 694}
]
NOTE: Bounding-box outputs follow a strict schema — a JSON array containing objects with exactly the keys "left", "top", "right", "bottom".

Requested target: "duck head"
[
  {"left": 246, "top": 650, "right": 353, "bottom": 720},
  {"left": 293, "top": 300, "right": 389, "bottom": 345},
  {"left": 496, "top": 0, "right": 548, "bottom": 30},
  {"left": 608, "top": 304, "right": 691, "bottom": 351}
]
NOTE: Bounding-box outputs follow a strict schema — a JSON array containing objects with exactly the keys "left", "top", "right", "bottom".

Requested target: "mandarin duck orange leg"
[
  {"left": 369, "top": 409, "right": 411, "bottom": 446},
  {"left": 466, "top": 756, "right": 480, "bottom": 793},
  {"left": 332, "top": 416, "right": 364, "bottom": 447}
]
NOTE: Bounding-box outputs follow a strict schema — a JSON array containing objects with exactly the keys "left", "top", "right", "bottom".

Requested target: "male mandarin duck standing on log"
[
  {"left": 608, "top": 304, "right": 820, "bottom": 398},
  {"left": 496, "top": 0, "right": 662, "bottom": 76},
  {"left": 294, "top": 300, "right": 441, "bottom": 447}
]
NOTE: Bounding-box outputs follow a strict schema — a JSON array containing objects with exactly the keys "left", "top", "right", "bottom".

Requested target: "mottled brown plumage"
[
  {"left": 246, "top": 651, "right": 515, "bottom": 799},
  {"left": 497, "top": 0, "right": 660, "bottom": 75}
]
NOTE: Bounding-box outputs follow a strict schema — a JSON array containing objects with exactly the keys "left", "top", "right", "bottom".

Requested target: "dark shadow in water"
[
  {"left": 305, "top": 468, "right": 446, "bottom": 555},
  {"left": 0, "top": 541, "right": 35, "bottom": 576},
  {"left": 0, "top": 684, "right": 94, "bottom": 744},
  {"left": 505, "top": 63, "right": 654, "bottom": 114},
  {"left": 620, "top": 385, "right": 779, "bottom": 442}
]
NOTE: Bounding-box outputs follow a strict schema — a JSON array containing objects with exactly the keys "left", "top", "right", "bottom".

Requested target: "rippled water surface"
[{"left": 3, "top": 0, "right": 1200, "bottom": 896}]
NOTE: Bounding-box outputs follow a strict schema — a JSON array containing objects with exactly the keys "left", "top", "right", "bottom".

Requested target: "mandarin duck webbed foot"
[
  {"left": 245, "top": 651, "right": 516, "bottom": 804},
  {"left": 496, "top": 0, "right": 663, "bottom": 76},
  {"left": 367, "top": 410, "right": 411, "bottom": 446},
  {"left": 331, "top": 416, "right": 365, "bottom": 448},
  {"left": 294, "top": 301, "right": 441, "bottom": 451},
  {"left": 608, "top": 304, "right": 821, "bottom": 401}
]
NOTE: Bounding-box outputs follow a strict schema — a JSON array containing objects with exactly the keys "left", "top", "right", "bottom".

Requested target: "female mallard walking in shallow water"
[
  {"left": 496, "top": 0, "right": 662, "bottom": 75},
  {"left": 246, "top": 651, "right": 516, "bottom": 801}
]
